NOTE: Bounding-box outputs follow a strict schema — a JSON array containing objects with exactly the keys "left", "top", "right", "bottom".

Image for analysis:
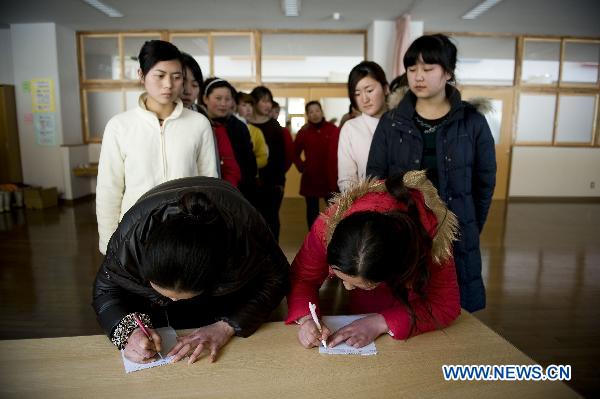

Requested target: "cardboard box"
[{"left": 24, "top": 187, "right": 58, "bottom": 209}]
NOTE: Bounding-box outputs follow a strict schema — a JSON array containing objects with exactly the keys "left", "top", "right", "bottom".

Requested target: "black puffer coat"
[
  {"left": 92, "top": 177, "right": 289, "bottom": 338},
  {"left": 366, "top": 85, "right": 496, "bottom": 312}
]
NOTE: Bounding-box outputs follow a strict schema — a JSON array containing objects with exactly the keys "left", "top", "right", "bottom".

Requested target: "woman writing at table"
[
  {"left": 93, "top": 177, "right": 289, "bottom": 364},
  {"left": 286, "top": 171, "right": 461, "bottom": 348}
]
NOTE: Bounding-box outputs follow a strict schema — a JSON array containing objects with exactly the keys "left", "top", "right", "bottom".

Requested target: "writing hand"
[
  {"left": 328, "top": 314, "right": 388, "bottom": 348},
  {"left": 297, "top": 318, "right": 331, "bottom": 349},
  {"left": 123, "top": 327, "right": 162, "bottom": 363},
  {"left": 167, "top": 321, "right": 235, "bottom": 364}
]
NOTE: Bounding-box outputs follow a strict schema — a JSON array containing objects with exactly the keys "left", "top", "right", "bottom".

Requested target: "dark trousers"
[
  {"left": 257, "top": 185, "right": 284, "bottom": 241},
  {"left": 305, "top": 195, "right": 334, "bottom": 229}
]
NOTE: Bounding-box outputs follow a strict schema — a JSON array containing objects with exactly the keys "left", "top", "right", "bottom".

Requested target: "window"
[
  {"left": 82, "top": 36, "right": 119, "bottom": 80},
  {"left": 521, "top": 39, "right": 561, "bottom": 85},
  {"left": 516, "top": 93, "right": 556, "bottom": 143},
  {"left": 561, "top": 40, "right": 600, "bottom": 86},
  {"left": 261, "top": 33, "right": 364, "bottom": 83},
  {"left": 555, "top": 95, "right": 597, "bottom": 144},
  {"left": 213, "top": 34, "right": 255, "bottom": 81},
  {"left": 169, "top": 34, "right": 210, "bottom": 77},
  {"left": 453, "top": 35, "right": 516, "bottom": 86}
]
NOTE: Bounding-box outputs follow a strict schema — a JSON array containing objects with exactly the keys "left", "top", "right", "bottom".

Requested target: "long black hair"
[
  {"left": 181, "top": 52, "right": 204, "bottom": 96},
  {"left": 141, "top": 192, "right": 228, "bottom": 293},
  {"left": 347, "top": 61, "right": 388, "bottom": 110},
  {"left": 326, "top": 173, "right": 432, "bottom": 335}
]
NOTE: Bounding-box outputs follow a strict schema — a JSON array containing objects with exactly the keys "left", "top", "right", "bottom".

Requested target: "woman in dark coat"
[
  {"left": 366, "top": 34, "right": 496, "bottom": 312},
  {"left": 92, "top": 177, "right": 289, "bottom": 364},
  {"left": 202, "top": 78, "right": 258, "bottom": 203}
]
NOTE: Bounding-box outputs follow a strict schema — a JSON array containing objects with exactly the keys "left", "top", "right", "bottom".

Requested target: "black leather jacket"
[{"left": 92, "top": 177, "right": 289, "bottom": 338}]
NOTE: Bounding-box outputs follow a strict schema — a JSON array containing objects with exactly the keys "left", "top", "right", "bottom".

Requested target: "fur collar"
[{"left": 324, "top": 170, "right": 459, "bottom": 264}]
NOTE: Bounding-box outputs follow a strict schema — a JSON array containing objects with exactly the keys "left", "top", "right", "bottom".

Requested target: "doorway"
[{"left": 270, "top": 85, "right": 349, "bottom": 198}]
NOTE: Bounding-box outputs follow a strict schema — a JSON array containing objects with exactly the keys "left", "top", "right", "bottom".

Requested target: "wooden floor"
[{"left": 0, "top": 198, "right": 598, "bottom": 397}]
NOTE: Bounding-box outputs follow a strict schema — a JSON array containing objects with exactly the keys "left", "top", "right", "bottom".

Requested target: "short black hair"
[
  {"left": 305, "top": 100, "right": 322, "bottom": 114},
  {"left": 347, "top": 61, "right": 388, "bottom": 110},
  {"left": 202, "top": 77, "right": 237, "bottom": 99},
  {"left": 250, "top": 86, "right": 273, "bottom": 104},
  {"left": 403, "top": 34, "right": 457, "bottom": 82},
  {"left": 235, "top": 92, "right": 254, "bottom": 105},
  {"left": 138, "top": 40, "right": 183, "bottom": 76}
]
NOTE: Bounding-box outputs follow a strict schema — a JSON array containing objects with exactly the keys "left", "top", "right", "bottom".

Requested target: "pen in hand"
[
  {"left": 308, "top": 302, "right": 327, "bottom": 348},
  {"left": 133, "top": 315, "right": 163, "bottom": 360}
]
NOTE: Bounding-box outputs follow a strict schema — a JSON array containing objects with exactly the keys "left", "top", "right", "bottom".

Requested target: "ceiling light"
[
  {"left": 332, "top": 12, "right": 341, "bottom": 21},
  {"left": 462, "top": 0, "right": 502, "bottom": 20},
  {"left": 281, "top": 0, "right": 301, "bottom": 17},
  {"left": 82, "top": 0, "right": 123, "bottom": 18}
]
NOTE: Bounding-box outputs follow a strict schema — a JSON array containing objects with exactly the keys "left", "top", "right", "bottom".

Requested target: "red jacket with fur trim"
[{"left": 285, "top": 175, "right": 461, "bottom": 339}]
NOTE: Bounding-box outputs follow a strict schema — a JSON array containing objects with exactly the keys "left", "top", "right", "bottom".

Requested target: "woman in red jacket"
[
  {"left": 294, "top": 101, "right": 340, "bottom": 228},
  {"left": 286, "top": 170, "right": 461, "bottom": 349}
]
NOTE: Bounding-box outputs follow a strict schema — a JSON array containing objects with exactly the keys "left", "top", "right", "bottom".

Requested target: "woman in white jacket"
[
  {"left": 96, "top": 40, "right": 218, "bottom": 254},
  {"left": 337, "top": 61, "right": 388, "bottom": 192}
]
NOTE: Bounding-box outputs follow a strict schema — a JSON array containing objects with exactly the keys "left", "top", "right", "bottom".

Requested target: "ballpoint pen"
[
  {"left": 133, "top": 314, "right": 164, "bottom": 360},
  {"left": 308, "top": 302, "right": 327, "bottom": 348}
]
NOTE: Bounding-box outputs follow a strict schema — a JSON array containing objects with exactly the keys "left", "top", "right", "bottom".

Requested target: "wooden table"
[{"left": 0, "top": 313, "right": 579, "bottom": 398}]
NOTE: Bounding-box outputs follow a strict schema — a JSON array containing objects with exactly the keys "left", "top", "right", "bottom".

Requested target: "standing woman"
[
  {"left": 179, "top": 52, "right": 204, "bottom": 112},
  {"left": 202, "top": 78, "right": 258, "bottom": 203},
  {"left": 293, "top": 101, "right": 340, "bottom": 229},
  {"left": 96, "top": 40, "right": 217, "bottom": 255},
  {"left": 337, "top": 61, "right": 389, "bottom": 192},
  {"left": 250, "top": 86, "right": 287, "bottom": 241},
  {"left": 366, "top": 34, "right": 496, "bottom": 312},
  {"left": 180, "top": 55, "right": 240, "bottom": 187}
]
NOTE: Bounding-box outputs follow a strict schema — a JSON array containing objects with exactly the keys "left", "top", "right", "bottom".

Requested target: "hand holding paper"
[
  {"left": 318, "top": 315, "right": 381, "bottom": 356},
  {"left": 168, "top": 320, "right": 235, "bottom": 364},
  {"left": 328, "top": 314, "right": 388, "bottom": 349}
]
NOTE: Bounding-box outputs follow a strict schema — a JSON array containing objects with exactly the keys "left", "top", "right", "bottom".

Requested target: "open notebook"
[{"left": 319, "top": 315, "right": 377, "bottom": 356}]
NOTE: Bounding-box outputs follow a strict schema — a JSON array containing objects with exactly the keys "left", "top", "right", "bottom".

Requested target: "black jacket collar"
[{"left": 393, "top": 84, "right": 465, "bottom": 124}]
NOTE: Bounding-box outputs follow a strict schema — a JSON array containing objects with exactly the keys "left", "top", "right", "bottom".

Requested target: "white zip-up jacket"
[
  {"left": 96, "top": 93, "right": 218, "bottom": 254},
  {"left": 337, "top": 113, "right": 381, "bottom": 192}
]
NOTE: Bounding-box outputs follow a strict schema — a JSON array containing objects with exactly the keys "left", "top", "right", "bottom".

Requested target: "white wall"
[
  {"left": 10, "top": 23, "right": 88, "bottom": 200},
  {"left": 367, "top": 21, "right": 395, "bottom": 79},
  {"left": 11, "top": 23, "right": 65, "bottom": 194},
  {"left": 509, "top": 147, "right": 600, "bottom": 197},
  {"left": 56, "top": 25, "right": 82, "bottom": 146},
  {"left": 0, "top": 29, "right": 14, "bottom": 84},
  {"left": 368, "top": 20, "right": 423, "bottom": 80}
]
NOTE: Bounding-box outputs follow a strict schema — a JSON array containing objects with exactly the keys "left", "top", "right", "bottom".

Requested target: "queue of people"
[{"left": 93, "top": 34, "right": 496, "bottom": 364}]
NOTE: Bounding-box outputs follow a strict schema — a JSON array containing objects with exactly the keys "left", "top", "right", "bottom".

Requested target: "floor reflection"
[{"left": 0, "top": 198, "right": 598, "bottom": 396}]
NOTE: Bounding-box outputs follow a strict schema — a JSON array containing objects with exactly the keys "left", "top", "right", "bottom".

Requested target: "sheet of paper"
[
  {"left": 121, "top": 326, "right": 178, "bottom": 373},
  {"left": 319, "top": 314, "right": 377, "bottom": 356}
]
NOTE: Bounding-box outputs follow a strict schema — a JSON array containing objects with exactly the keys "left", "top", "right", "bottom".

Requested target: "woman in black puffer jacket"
[
  {"left": 367, "top": 34, "right": 496, "bottom": 313},
  {"left": 92, "top": 176, "right": 289, "bottom": 364}
]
